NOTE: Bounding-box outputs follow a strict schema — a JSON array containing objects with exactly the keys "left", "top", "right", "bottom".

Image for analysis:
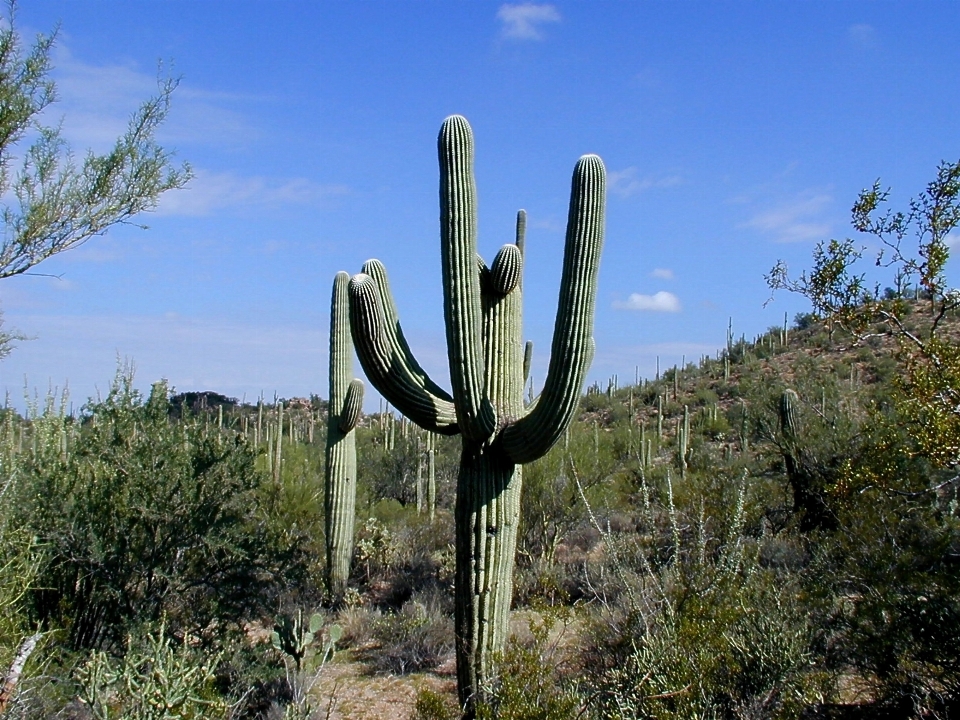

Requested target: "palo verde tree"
[
  {"left": 768, "top": 159, "right": 960, "bottom": 472},
  {"left": 0, "top": 4, "right": 191, "bottom": 356},
  {"left": 769, "top": 161, "right": 960, "bottom": 710},
  {"left": 347, "top": 115, "right": 604, "bottom": 716}
]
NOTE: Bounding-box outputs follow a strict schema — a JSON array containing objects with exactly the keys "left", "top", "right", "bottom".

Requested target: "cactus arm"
[
  {"left": 338, "top": 379, "right": 364, "bottom": 434},
  {"left": 515, "top": 209, "right": 526, "bottom": 256},
  {"left": 325, "top": 271, "right": 359, "bottom": 602},
  {"left": 439, "top": 115, "right": 497, "bottom": 442},
  {"left": 522, "top": 340, "right": 533, "bottom": 384},
  {"left": 361, "top": 258, "right": 454, "bottom": 403},
  {"left": 502, "top": 154, "right": 605, "bottom": 464},
  {"left": 328, "top": 272, "right": 354, "bottom": 420},
  {"left": 490, "top": 244, "right": 522, "bottom": 296},
  {"left": 348, "top": 273, "right": 460, "bottom": 434}
]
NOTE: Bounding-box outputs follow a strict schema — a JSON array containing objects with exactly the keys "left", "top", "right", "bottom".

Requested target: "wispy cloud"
[
  {"left": 741, "top": 192, "right": 832, "bottom": 243},
  {"left": 157, "top": 169, "right": 349, "bottom": 216},
  {"left": 848, "top": 23, "right": 878, "bottom": 50},
  {"left": 613, "top": 291, "right": 681, "bottom": 313},
  {"left": 497, "top": 3, "right": 560, "bottom": 41},
  {"left": 47, "top": 42, "right": 257, "bottom": 151},
  {"left": 651, "top": 268, "right": 674, "bottom": 280},
  {"left": 608, "top": 167, "right": 682, "bottom": 198},
  {"left": 1, "top": 311, "right": 327, "bottom": 406}
]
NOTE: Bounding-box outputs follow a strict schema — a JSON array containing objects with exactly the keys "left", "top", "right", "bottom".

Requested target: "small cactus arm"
[
  {"left": 325, "top": 271, "right": 364, "bottom": 603},
  {"left": 348, "top": 115, "right": 604, "bottom": 715}
]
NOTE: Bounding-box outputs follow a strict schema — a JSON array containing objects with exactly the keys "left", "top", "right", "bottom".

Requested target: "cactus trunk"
[
  {"left": 454, "top": 450, "right": 522, "bottom": 706},
  {"left": 348, "top": 115, "right": 604, "bottom": 715},
  {"left": 325, "top": 271, "right": 363, "bottom": 603}
]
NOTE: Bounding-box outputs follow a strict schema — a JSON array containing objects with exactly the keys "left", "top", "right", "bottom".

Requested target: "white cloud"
[
  {"left": 497, "top": 3, "right": 560, "bottom": 40},
  {"left": 613, "top": 291, "right": 681, "bottom": 313},
  {"left": 741, "top": 192, "right": 832, "bottom": 243},
  {"left": 651, "top": 268, "right": 674, "bottom": 280},
  {"left": 157, "top": 169, "right": 349, "bottom": 216},
  {"left": 608, "top": 167, "right": 681, "bottom": 198}
]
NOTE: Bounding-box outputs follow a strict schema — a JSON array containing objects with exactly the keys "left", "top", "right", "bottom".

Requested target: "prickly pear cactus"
[
  {"left": 347, "top": 115, "right": 604, "bottom": 715},
  {"left": 272, "top": 610, "right": 324, "bottom": 671},
  {"left": 325, "top": 272, "right": 364, "bottom": 603}
]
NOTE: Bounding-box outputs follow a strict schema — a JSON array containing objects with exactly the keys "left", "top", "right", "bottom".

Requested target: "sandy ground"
[{"left": 310, "top": 659, "right": 457, "bottom": 720}]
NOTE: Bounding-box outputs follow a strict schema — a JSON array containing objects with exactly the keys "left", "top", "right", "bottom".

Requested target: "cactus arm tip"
[
  {"left": 349, "top": 271, "right": 460, "bottom": 435},
  {"left": 439, "top": 113, "right": 496, "bottom": 441},
  {"left": 516, "top": 209, "right": 527, "bottom": 256},
  {"left": 490, "top": 244, "right": 522, "bottom": 296},
  {"left": 338, "top": 379, "right": 364, "bottom": 433},
  {"left": 502, "top": 153, "right": 604, "bottom": 463}
]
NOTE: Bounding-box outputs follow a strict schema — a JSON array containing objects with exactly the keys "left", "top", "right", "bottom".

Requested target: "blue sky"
[{"left": 2, "top": 1, "right": 959, "bottom": 411}]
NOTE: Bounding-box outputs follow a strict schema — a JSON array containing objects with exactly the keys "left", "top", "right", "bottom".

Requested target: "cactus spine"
[
  {"left": 348, "top": 115, "right": 604, "bottom": 714},
  {"left": 325, "top": 272, "right": 364, "bottom": 603}
]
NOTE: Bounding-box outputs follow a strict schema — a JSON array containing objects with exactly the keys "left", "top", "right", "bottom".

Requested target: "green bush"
[
  {"left": 476, "top": 612, "right": 582, "bottom": 720},
  {"left": 76, "top": 620, "right": 229, "bottom": 720},
  {"left": 16, "top": 373, "right": 311, "bottom": 651},
  {"left": 583, "top": 475, "right": 829, "bottom": 719}
]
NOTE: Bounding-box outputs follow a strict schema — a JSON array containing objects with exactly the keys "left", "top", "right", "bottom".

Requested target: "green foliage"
[
  {"left": 0, "top": 5, "right": 190, "bottom": 282},
  {"left": 584, "top": 476, "right": 828, "bottom": 719},
  {"left": 76, "top": 621, "right": 228, "bottom": 720},
  {"left": 16, "top": 372, "right": 310, "bottom": 651},
  {"left": 808, "top": 466, "right": 960, "bottom": 714},
  {"left": 0, "top": 4, "right": 189, "bottom": 357},
  {"left": 476, "top": 612, "right": 581, "bottom": 720},
  {"left": 413, "top": 686, "right": 460, "bottom": 720}
]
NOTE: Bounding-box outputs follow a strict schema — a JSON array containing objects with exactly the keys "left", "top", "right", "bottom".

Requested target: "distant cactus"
[
  {"left": 778, "top": 388, "right": 831, "bottom": 530},
  {"left": 679, "top": 404, "right": 690, "bottom": 478},
  {"left": 347, "top": 115, "right": 604, "bottom": 715},
  {"left": 427, "top": 431, "right": 437, "bottom": 521},
  {"left": 325, "top": 272, "right": 364, "bottom": 603},
  {"left": 779, "top": 388, "right": 800, "bottom": 441}
]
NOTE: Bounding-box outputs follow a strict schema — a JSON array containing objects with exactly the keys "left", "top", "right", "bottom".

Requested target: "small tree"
[
  {"left": 768, "top": 161, "right": 960, "bottom": 711},
  {"left": 0, "top": 4, "right": 191, "bottom": 354},
  {"left": 767, "top": 159, "right": 960, "bottom": 470}
]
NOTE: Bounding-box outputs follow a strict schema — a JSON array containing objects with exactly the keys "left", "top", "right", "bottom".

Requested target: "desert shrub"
[
  {"left": 582, "top": 474, "right": 829, "bottom": 719},
  {"left": 808, "top": 489, "right": 960, "bottom": 716},
  {"left": 476, "top": 612, "right": 582, "bottom": 720},
  {"left": 413, "top": 686, "right": 460, "bottom": 720},
  {"left": 369, "top": 592, "right": 454, "bottom": 674},
  {"left": 76, "top": 620, "right": 229, "bottom": 720},
  {"left": 15, "top": 373, "right": 311, "bottom": 651}
]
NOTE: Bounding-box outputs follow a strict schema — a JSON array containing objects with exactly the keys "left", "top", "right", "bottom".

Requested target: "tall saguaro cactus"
[
  {"left": 348, "top": 115, "right": 604, "bottom": 714},
  {"left": 325, "top": 271, "right": 364, "bottom": 603}
]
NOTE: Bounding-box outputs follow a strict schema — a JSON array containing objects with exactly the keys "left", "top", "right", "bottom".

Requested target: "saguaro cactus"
[
  {"left": 348, "top": 115, "right": 604, "bottom": 714},
  {"left": 778, "top": 387, "right": 831, "bottom": 530},
  {"left": 325, "top": 271, "right": 364, "bottom": 603}
]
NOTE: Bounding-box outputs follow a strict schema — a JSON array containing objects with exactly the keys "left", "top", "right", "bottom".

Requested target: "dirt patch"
[{"left": 311, "top": 660, "right": 456, "bottom": 720}]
